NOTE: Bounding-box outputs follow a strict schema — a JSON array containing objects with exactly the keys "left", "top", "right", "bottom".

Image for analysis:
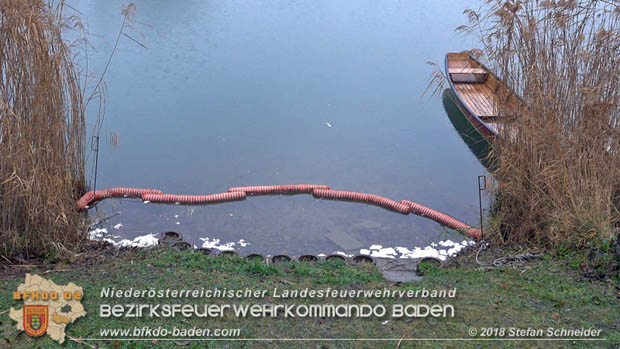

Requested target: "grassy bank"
[{"left": 1, "top": 247, "right": 618, "bottom": 348}]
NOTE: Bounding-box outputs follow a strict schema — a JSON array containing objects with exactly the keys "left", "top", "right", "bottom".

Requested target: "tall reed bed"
[
  {"left": 462, "top": 0, "right": 619, "bottom": 246},
  {"left": 0, "top": 0, "right": 86, "bottom": 258}
]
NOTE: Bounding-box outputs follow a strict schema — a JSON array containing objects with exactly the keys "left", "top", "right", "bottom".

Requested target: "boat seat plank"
[
  {"left": 448, "top": 67, "right": 487, "bottom": 75},
  {"left": 451, "top": 73, "right": 488, "bottom": 84}
]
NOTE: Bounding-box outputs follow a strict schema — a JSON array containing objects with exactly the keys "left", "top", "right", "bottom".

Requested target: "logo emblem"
[{"left": 23, "top": 305, "right": 48, "bottom": 337}]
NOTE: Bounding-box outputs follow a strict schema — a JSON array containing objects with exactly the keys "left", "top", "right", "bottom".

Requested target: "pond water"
[{"left": 74, "top": 0, "right": 489, "bottom": 256}]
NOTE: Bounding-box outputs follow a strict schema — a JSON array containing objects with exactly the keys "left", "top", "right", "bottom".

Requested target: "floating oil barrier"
[
  {"left": 108, "top": 187, "right": 163, "bottom": 198},
  {"left": 228, "top": 184, "right": 330, "bottom": 195},
  {"left": 142, "top": 192, "right": 246, "bottom": 205},
  {"left": 311, "top": 189, "right": 410, "bottom": 215},
  {"left": 78, "top": 184, "right": 481, "bottom": 239},
  {"left": 76, "top": 190, "right": 110, "bottom": 210},
  {"left": 401, "top": 200, "right": 481, "bottom": 239}
]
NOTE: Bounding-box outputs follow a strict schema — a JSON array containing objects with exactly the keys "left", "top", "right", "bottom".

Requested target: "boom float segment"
[{"left": 77, "top": 184, "right": 481, "bottom": 239}]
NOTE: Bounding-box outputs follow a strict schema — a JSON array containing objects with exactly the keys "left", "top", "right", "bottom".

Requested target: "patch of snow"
[
  {"left": 113, "top": 223, "right": 123, "bottom": 230},
  {"left": 361, "top": 240, "right": 474, "bottom": 261},
  {"left": 88, "top": 228, "right": 107, "bottom": 240},
  {"left": 438, "top": 240, "right": 456, "bottom": 247},
  {"left": 199, "top": 237, "right": 248, "bottom": 251},
  {"left": 368, "top": 247, "right": 397, "bottom": 259},
  {"left": 88, "top": 228, "right": 158, "bottom": 248},
  {"left": 115, "top": 233, "right": 159, "bottom": 248}
]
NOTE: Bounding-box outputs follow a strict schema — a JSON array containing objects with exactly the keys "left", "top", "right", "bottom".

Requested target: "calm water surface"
[{"left": 74, "top": 0, "right": 488, "bottom": 255}]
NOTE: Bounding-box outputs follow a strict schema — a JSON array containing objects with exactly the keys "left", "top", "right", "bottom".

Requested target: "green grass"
[{"left": 1, "top": 247, "right": 618, "bottom": 348}]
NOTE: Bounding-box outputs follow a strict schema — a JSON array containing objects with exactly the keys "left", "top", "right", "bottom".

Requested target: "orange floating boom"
[
  {"left": 227, "top": 184, "right": 330, "bottom": 195},
  {"left": 311, "top": 189, "right": 411, "bottom": 215},
  {"left": 141, "top": 192, "right": 246, "bottom": 204},
  {"left": 76, "top": 184, "right": 482, "bottom": 240}
]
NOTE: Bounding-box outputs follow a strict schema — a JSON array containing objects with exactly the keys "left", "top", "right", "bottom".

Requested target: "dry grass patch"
[
  {"left": 0, "top": 0, "right": 86, "bottom": 258},
  {"left": 459, "top": 0, "right": 620, "bottom": 247}
]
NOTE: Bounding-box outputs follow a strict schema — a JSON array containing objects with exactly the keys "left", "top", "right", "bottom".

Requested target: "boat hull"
[{"left": 444, "top": 53, "right": 500, "bottom": 144}]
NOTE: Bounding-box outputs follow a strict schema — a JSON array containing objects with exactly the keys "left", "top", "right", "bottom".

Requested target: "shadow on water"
[{"left": 441, "top": 89, "right": 494, "bottom": 170}]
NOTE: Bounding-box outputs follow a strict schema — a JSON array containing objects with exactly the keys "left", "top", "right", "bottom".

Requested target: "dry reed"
[
  {"left": 460, "top": 0, "right": 620, "bottom": 246},
  {"left": 0, "top": 0, "right": 86, "bottom": 258}
]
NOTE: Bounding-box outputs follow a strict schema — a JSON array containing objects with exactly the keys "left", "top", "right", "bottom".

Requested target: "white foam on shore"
[
  {"left": 88, "top": 228, "right": 158, "bottom": 248},
  {"left": 359, "top": 240, "right": 475, "bottom": 261},
  {"left": 199, "top": 237, "right": 251, "bottom": 251},
  {"left": 87, "top": 228, "right": 472, "bottom": 259},
  {"left": 87, "top": 228, "right": 116, "bottom": 245},
  {"left": 115, "top": 233, "right": 159, "bottom": 248},
  {"left": 88, "top": 228, "right": 251, "bottom": 251}
]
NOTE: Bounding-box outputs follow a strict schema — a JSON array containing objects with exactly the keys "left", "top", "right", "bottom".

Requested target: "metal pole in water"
[
  {"left": 91, "top": 135, "right": 100, "bottom": 192},
  {"left": 478, "top": 175, "right": 486, "bottom": 240}
]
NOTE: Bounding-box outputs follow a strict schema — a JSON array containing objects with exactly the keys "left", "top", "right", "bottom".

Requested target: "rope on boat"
[{"left": 77, "top": 184, "right": 482, "bottom": 239}]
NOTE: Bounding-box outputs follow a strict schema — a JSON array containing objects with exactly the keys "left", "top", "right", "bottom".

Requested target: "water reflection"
[{"left": 442, "top": 89, "right": 494, "bottom": 170}]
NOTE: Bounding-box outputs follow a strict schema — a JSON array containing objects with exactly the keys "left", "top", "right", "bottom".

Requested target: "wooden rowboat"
[{"left": 444, "top": 52, "right": 519, "bottom": 143}]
